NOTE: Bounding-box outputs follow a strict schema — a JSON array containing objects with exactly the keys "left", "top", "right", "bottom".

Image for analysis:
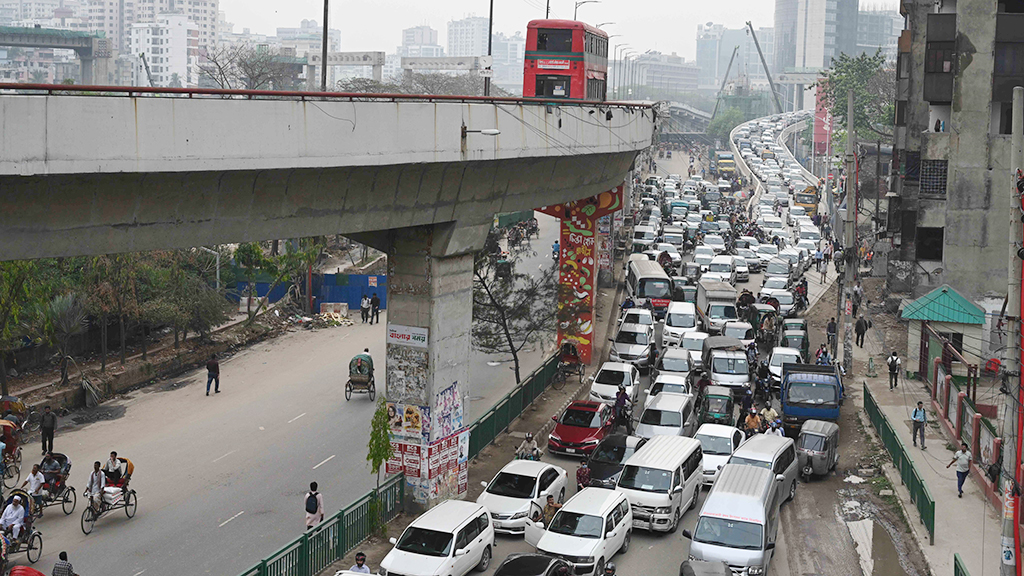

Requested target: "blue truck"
[{"left": 780, "top": 363, "right": 844, "bottom": 432}]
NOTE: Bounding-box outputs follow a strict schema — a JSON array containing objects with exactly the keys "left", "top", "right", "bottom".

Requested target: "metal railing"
[
  {"left": 863, "top": 383, "right": 936, "bottom": 544},
  {"left": 953, "top": 553, "right": 970, "bottom": 576},
  {"left": 468, "top": 352, "right": 559, "bottom": 459},
  {"left": 238, "top": 473, "right": 405, "bottom": 576}
]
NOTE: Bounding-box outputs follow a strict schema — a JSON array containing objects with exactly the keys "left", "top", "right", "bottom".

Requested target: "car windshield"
[
  {"left": 615, "top": 330, "right": 649, "bottom": 345},
  {"left": 775, "top": 293, "right": 794, "bottom": 305},
  {"left": 487, "top": 472, "right": 536, "bottom": 498},
  {"left": 618, "top": 465, "right": 673, "bottom": 493},
  {"left": 695, "top": 247, "right": 714, "bottom": 256},
  {"left": 709, "top": 304, "right": 737, "bottom": 320},
  {"left": 667, "top": 312, "right": 696, "bottom": 328},
  {"left": 709, "top": 263, "right": 732, "bottom": 273},
  {"left": 396, "top": 527, "right": 454, "bottom": 557},
  {"left": 728, "top": 456, "right": 771, "bottom": 469},
  {"left": 659, "top": 355, "right": 690, "bottom": 373},
  {"left": 664, "top": 234, "right": 683, "bottom": 245},
  {"left": 638, "top": 279, "right": 671, "bottom": 299},
  {"left": 767, "top": 262, "right": 789, "bottom": 275},
  {"left": 799, "top": 433, "right": 827, "bottom": 451},
  {"left": 640, "top": 408, "right": 682, "bottom": 427},
  {"left": 547, "top": 511, "right": 603, "bottom": 539},
  {"left": 724, "top": 326, "right": 753, "bottom": 340},
  {"left": 704, "top": 395, "right": 730, "bottom": 414},
  {"left": 795, "top": 193, "right": 816, "bottom": 204},
  {"left": 623, "top": 312, "right": 653, "bottom": 325},
  {"left": 693, "top": 517, "right": 763, "bottom": 550},
  {"left": 682, "top": 336, "right": 706, "bottom": 351},
  {"left": 712, "top": 357, "right": 748, "bottom": 374},
  {"left": 758, "top": 246, "right": 779, "bottom": 256},
  {"left": 706, "top": 236, "right": 724, "bottom": 246},
  {"left": 595, "top": 369, "right": 629, "bottom": 386},
  {"left": 695, "top": 433, "right": 733, "bottom": 455},
  {"left": 651, "top": 381, "right": 688, "bottom": 397},
  {"left": 738, "top": 249, "right": 755, "bottom": 258},
  {"left": 770, "top": 353, "right": 800, "bottom": 367},
  {"left": 591, "top": 442, "right": 637, "bottom": 465},
  {"left": 788, "top": 382, "right": 838, "bottom": 405},
  {"left": 764, "top": 278, "right": 786, "bottom": 289},
  {"left": 560, "top": 409, "right": 602, "bottom": 428}
]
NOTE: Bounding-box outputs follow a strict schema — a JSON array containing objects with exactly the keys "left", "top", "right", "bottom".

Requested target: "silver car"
[{"left": 609, "top": 323, "right": 656, "bottom": 370}]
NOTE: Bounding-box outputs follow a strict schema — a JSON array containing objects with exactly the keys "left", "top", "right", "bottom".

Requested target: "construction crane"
[
  {"left": 710, "top": 45, "right": 739, "bottom": 120},
  {"left": 746, "top": 21, "right": 784, "bottom": 113},
  {"left": 139, "top": 52, "right": 155, "bottom": 88}
]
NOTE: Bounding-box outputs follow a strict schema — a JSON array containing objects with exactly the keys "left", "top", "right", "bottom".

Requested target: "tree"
[
  {"left": 235, "top": 239, "right": 324, "bottom": 326},
  {"left": 29, "top": 70, "right": 47, "bottom": 84},
  {"left": 167, "top": 73, "right": 183, "bottom": 88},
  {"left": 366, "top": 395, "right": 395, "bottom": 537},
  {"left": 337, "top": 72, "right": 511, "bottom": 97},
  {"left": 816, "top": 50, "right": 895, "bottom": 140},
  {"left": 198, "top": 44, "right": 294, "bottom": 90},
  {"left": 29, "top": 293, "right": 87, "bottom": 387},
  {"left": 706, "top": 107, "right": 746, "bottom": 145},
  {"left": 0, "top": 262, "right": 38, "bottom": 395},
  {"left": 472, "top": 247, "right": 559, "bottom": 384}
]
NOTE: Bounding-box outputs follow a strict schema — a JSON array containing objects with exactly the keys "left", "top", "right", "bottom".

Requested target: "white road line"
[
  {"left": 288, "top": 412, "right": 307, "bottom": 424},
  {"left": 312, "top": 455, "right": 336, "bottom": 470},
  {"left": 132, "top": 570, "right": 146, "bottom": 576},
  {"left": 212, "top": 450, "right": 237, "bottom": 463},
  {"left": 219, "top": 510, "right": 244, "bottom": 527}
]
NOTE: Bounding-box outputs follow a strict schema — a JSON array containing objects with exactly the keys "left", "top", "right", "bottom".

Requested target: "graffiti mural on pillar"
[{"left": 539, "top": 185, "right": 623, "bottom": 364}]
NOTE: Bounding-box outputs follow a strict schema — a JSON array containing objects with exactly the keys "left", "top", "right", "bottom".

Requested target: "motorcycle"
[{"left": 614, "top": 403, "right": 634, "bottom": 436}]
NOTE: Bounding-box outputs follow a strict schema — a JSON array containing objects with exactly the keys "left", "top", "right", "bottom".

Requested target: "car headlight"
[
  {"left": 549, "top": 434, "right": 561, "bottom": 442},
  {"left": 582, "top": 439, "right": 599, "bottom": 445},
  {"left": 655, "top": 507, "right": 672, "bottom": 514},
  {"left": 579, "top": 556, "right": 596, "bottom": 563},
  {"left": 511, "top": 510, "right": 528, "bottom": 520}
]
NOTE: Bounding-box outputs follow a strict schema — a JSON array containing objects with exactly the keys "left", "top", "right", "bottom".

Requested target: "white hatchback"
[
  {"left": 477, "top": 460, "right": 569, "bottom": 535},
  {"left": 525, "top": 488, "right": 633, "bottom": 576},
  {"left": 694, "top": 424, "right": 747, "bottom": 486},
  {"left": 381, "top": 500, "right": 495, "bottom": 576}
]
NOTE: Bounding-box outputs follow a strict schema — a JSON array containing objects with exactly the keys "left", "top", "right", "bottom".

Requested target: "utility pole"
[
  {"left": 1001, "top": 85, "right": 1024, "bottom": 576},
  {"left": 546, "top": 0, "right": 550, "bottom": 17},
  {"left": 320, "top": 0, "right": 329, "bottom": 91},
  {"left": 484, "top": 0, "right": 494, "bottom": 96},
  {"left": 842, "top": 89, "right": 856, "bottom": 375},
  {"left": 875, "top": 139, "right": 882, "bottom": 234}
]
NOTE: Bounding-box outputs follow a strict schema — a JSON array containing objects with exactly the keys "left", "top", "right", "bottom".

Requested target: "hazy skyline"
[{"left": 218, "top": 0, "right": 786, "bottom": 61}]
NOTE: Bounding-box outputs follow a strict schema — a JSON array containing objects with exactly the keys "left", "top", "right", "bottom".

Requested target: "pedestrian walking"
[
  {"left": 40, "top": 405, "right": 57, "bottom": 455},
  {"left": 370, "top": 293, "right": 381, "bottom": 325},
  {"left": 854, "top": 316, "right": 869, "bottom": 347},
  {"left": 206, "top": 354, "right": 220, "bottom": 395},
  {"left": 887, "top": 351, "right": 901, "bottom": 390},
  {"left": 946, "top": 442, "right": 972, "bottom": 497},
  {"left": 52, "top": 551, "right": 79, "bottom": 576},
  {"left": 305, "top": 481, "right": 324, "bottom": 529},
  {"left": 360, "top": 295, "right": 370, "bottom": 324},
  {"left": 912, "top": 401, "right": 927, "bottom": 449},
  {"left": 350, "top": 552, "right": 371, "bottom": 574},
  {"left": 852, "top": 281, "right": 863, "bottom": 317}
]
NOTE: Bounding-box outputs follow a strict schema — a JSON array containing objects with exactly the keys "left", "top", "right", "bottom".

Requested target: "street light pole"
[
  {"left": 320, "top": 0, "right": 329, "bottom": 91},
  {"left": 574, "top": 0, "right": 599, "bottom": 19},
  {"left": 484, "top": 0, "right": 494, "bottom": 96},
  {"left": 613, "top": 45, "right": 628, "bottom": 98}
]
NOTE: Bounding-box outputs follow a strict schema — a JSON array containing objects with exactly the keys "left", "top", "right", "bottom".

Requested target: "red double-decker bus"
[{"left": 523, "top": 20, "right": 608, "bottom": 101}]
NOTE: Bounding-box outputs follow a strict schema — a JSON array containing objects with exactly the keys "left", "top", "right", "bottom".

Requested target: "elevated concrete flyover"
[{"left": 0, "top": 84, "right": 655, "bottom": 261}]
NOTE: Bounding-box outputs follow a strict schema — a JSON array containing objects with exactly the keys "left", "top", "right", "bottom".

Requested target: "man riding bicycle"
[{"left": 826, "top": 317, "right": 837, "bottom": 354}]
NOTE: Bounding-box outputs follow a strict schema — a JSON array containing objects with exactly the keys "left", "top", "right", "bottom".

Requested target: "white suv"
[
  {"left": 662, "top": 301, "right": 698, "bottom": 348},
  {"left": 525, "top": 488, "right": 633, "bottom": 576},
  {"left": 381, "top": 500, "right": 495, "bottom": 576}
]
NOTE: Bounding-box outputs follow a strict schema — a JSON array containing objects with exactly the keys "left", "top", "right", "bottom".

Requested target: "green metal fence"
[
  {"left": 953, "top": 553, "right": 970, "bottom": 576},
  {"left": 238, "top": 473, "right": 405, "bottom": 576},
  {"left": 468, "top": 353, "right": 559, "bottom": 459},
  {"left": 863, "top": 383, "right": 936, "bottom": 545}
]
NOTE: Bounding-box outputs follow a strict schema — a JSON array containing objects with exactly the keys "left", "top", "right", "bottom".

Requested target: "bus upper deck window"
[{"left": 537, "top": 29, "right": 573, "bottom": 52}]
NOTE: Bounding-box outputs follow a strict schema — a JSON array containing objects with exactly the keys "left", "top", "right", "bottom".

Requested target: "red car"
[{"left": 548, "top": 401, "right": 614, "bottom": 456}]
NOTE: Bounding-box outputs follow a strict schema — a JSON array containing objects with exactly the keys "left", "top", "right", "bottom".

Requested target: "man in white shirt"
[
  {"left": 0, "top": 496, "right": 24, "bottom": 539},
  {"left": 102, "top": 451, "right": 123, "bottom": 483},
  {"left": 20, "top": 464, "right": 45, "bottom": 516},
  {"left": 947, "top": 442, "right": 972, "bottom": 498},
  {"left": 87, "top": 461, "right": 106, "bottom": 511}
]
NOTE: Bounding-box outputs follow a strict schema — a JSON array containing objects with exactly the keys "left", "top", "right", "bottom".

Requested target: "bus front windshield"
[{"left": 638, "top": 279, "right": 671, "bottom": 299}]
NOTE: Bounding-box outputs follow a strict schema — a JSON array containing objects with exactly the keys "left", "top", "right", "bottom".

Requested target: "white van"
[
  {"left": 615, "top": 435, "right": 703, "bottom": 533},
  {"left": 683, "top": 464, "right": 783, "bottom": 575},
  {"left": 707, "top": 255, "right": 738, "bottom": 286},
  {"left": 797, "top": 225, "right": 821, "bottom": 242},
  {"left": 381, "top": 500, "right": 495, "bottom": 576},
  {"left": 662, "top": 301, "right": 698, "bottom": 347},
  {"left": 626, "top": 259, "right": 673, "bottom": 320},
  {"left": 635, "top": 393, "right": 696, "bottom": 439},
  {"left": 525, "top": 488, "right": 632, "bottom": 576}
]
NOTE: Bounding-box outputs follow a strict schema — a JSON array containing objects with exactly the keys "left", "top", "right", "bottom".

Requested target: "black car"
[
  {"left": 495, "top": 554, "right": 574, "bottom": 576},
  {"left": 586, "top": 434, "right": 647, "bottom": 488}
]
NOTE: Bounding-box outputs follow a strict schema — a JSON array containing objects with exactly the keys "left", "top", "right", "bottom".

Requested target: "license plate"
[
  {"left": 632, "top": 518, "right": 648, "bottom": 528},
  {"left": 565, "top": 448, "right": 576, "bottom": 454}
]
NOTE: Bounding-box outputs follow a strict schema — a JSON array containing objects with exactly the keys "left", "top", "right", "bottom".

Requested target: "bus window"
[
  {"left": 536, "top": 75, "right": 571, "bottom": 98},
  {"left": 537, "top": 29, "right": 573, "bottom": 51}
]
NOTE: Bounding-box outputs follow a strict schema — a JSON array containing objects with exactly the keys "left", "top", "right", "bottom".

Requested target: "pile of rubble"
[{"left": 310, "top": 311, "right": 354, "bottom": 329}]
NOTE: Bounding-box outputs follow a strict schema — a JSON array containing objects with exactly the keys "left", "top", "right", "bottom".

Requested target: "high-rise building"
[
  {"left": 87, "top": 0, "right": 136, "bottom": 53},
  {"left": 0, "top": 0, "right": 59, "bottom": 20},
  {"left": 696, "top": 23, "right": 775, "bottom": 91},
  {"left": 886, "top": 0, "right": 1015, "bottom": 311},
  {"left": 774, "top": 0, "right": 858, "bottom": 72},
  {"left": 491, "top": 31, "right": 525, "bottom": 93},
  {"left": 447, "top": 16, "right": 488, "bottom": 57},
  {"left": 87, "top": 0, "right": 217, "bottom": 55},
  {"left": 399, "top": 24, "right": 443, "bottom": 58},
  {"left": 857, "top": 8, "right": 903, "bottom": 62},
  {"left": 129, "top": 12, "right": 198, "bottom": 87},
  {"left": 633, "top": 51, "right": 699, "bottom": 94},
  {"left": 696, "top": 22, "right": 723, "bottom": 89}
]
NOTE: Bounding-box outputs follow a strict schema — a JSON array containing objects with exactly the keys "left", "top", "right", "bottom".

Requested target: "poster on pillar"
[{"left": 538, "top": 185, "right": 624, "bottom": 364}]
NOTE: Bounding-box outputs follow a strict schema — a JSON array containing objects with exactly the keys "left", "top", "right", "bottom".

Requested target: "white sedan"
[{"left": 477, "top": 460, "right": 568, "bottom": 535}]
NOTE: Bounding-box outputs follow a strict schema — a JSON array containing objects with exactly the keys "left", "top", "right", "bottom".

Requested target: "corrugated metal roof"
[{"left": 901, "top": 284, "right": 985, "bottom": 325}]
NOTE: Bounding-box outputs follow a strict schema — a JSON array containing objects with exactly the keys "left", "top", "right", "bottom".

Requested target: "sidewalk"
[{"left": 853, "top": 320, "right": 1001, "bottom": 576}]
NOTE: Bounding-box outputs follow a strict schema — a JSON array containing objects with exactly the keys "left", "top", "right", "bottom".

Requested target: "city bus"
[{"left": 523, "top": 19, "right": 608, "bottom": 101}]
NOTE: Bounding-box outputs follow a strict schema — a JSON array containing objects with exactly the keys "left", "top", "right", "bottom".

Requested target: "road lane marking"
[
  {"left": 313, "top": 455, "right": 336, "bottom": 470},
  {"left": 219, "top": 510, "right": 244, "bottom": 527},
  {"left": 212, "top": 450, "right": 237, "bottom": 463},
  {"left": 132, "top": 570, "right": 146, "bottom": 576},
  {"left": 288, "top": 413, "right": 307, "bottom": 424}
]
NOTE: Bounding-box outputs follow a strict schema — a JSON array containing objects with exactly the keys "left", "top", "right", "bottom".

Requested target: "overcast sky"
[{"left": 219, "top": 0, "right": 787, "bottom": 61}]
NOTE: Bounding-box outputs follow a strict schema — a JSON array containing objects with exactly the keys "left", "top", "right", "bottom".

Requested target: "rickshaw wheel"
[
  {"left": 3, "top": 463, "right": 20, "bottom": 489},
  {"left": 575, "top": 363, "right": 585, "bottom": 383},
  {"left": 14, "top": 447, "right": 21, "bottom": 466},
  {"left": 26, "top": 531, "right": 41, "bottom": 563},
  {"left": 81, "top": 506, "right": 95, "bottom": 535},
  {"left": 62, "top": 487, "right": 76, "bottom": 515},
  {"left": 125, "top": 491, "right": 137, "bottom": 518},
  {"left": 368, "top": 382, "right": 376, "bottom": 402},
  {"left": 344, "top": 382, "right": 352, "bottom": 401}
]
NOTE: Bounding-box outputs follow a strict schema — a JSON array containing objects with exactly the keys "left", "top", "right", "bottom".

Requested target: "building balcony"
[
  {"left": 924, "top": 72, "right": 953, "bottom": 103},
  {"left": 927, "top": 13, "right": 957, "bottom": 41}
]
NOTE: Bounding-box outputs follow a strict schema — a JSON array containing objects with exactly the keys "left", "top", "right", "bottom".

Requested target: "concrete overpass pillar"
[
  {"left": 80, "top": 56, "right": 93, "bottom": 85},
  {"left": 355, "top": 223, "right": 484, "bottom": 509}
]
